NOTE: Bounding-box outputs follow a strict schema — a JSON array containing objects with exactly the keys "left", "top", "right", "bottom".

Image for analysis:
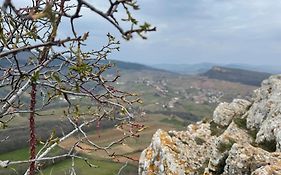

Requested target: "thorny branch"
[{"left": 0, "top": 0, "right": 154, "bottom": 174}]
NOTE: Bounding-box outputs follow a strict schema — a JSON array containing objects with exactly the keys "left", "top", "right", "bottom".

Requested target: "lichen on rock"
[
  {"left": 213, "top": 99, "right": 252, "bottom": 127},
  {"left": 247, "top": 75, "right": 281, "bottom": 130},
  {"left": 139, "top": 123, "right": 214, "bottom": 175},
  {"left": 139, "top": 75, "right": 281, "bottom": 175}
]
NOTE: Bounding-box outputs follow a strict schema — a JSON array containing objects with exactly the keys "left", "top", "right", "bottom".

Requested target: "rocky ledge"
[{"left": 139, "top": 75, "right": 281, "bottom": 175}]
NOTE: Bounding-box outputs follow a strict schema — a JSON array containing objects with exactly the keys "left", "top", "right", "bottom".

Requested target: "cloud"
[
  {"left": 111, "top": 0, "right": 281, "bottom": 65},
  {"left": 6, "top": 0, "right": 281, "bottom": 65}
]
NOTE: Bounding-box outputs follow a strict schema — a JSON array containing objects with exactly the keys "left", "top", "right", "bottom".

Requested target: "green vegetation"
[
  {"left": 0, "top": 146, "right": 31, "bottom": 175},
  {"left": 180, "top": 102, "right": 214, "bottom": 119},
  {"left": 233, "top": 117, "right": 260, "bottom": 144},
  {"left": 160, "top": 117, "right": 185, "bottom": 128},
  {"left": 233, "top": 117, "right": 247, "bottom": 129},
  {"left": 217, "top": 139, "right": 236, "bottom": 153},
  {"left": 0, "top": 145, "right": 65, "bottom": 175},
  {"left": 257, "top": 140, "right": 277, "bottom": 152},
  {"left": 40, "top": 158, "right": 137, "bottom": 175},
  {"left": 247, "top": 129, "right": 258, "bottom": 140},
  {"left": 210, "top": 121, "right": 227, "bottom": 136},
  {"left": 0, "top": 145, "right": 47, "bottom": 161},
  {"left": 0, "top": 145, "right": 137, "bottom": 175},
  {"left": 0, "top": 59, "right": 256, "bottom": 174}
]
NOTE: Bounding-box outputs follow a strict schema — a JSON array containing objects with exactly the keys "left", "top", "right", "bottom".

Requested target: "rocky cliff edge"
[{"left": 139, "top": 75, "right": 281, "bottom": 175}]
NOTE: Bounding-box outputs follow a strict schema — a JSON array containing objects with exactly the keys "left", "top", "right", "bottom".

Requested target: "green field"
[
  {"left": 0, "top": 69, "right": 256, "bottom": 174},
  {"left": 0, "top": 144, "right": 137, "bottom": 175},
  {"left": 40, "top": 158, "right": 137, "bottom": 175}
]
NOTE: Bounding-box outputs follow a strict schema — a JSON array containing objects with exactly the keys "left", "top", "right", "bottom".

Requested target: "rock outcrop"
[
  {"left": 213, "top": 99, "right": 251, "bottom": 127},
  {"left": 139, "top": 123, "right": 214, "bottom": 175},
  {"left": 139, "top": 75, "right": 281, "bottom": 175}
]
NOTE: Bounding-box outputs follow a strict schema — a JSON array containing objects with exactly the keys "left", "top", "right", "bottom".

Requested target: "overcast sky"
[
  {"left": 13, "top": 0, "right": 281, "bottom": 65},
  {"left": 106, "top": 0, "right": 281, "bottom": 65}
]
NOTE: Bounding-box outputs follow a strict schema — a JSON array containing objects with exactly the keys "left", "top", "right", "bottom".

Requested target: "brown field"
[
  {"left": 0, "top": 71, "right": 257, "bottom": 174},
  {"left": 58, "top": 114, "right": 183, "bottom": 165}
]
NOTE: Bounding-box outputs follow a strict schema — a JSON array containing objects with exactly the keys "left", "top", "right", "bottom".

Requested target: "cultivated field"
[{"left": 0, "top": 69, "right": 257, "bottom": 174}]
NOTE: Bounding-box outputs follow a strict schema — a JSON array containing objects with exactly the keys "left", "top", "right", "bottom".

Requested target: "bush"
[
  {"left": 233, "top": 117, "right": 247, "bottom": 129},
  {"left": 210, "top": 121, "right": 227, "bottom": 136},
  {"left": 217, "top": 139, "right": 236, "bottom": 153}
]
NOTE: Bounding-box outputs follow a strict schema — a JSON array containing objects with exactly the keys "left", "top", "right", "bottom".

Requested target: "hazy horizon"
[
  {"left": 145, "top": 61, "right": 281, "bottom": 67},
  {"left": 94, "top": 0, "right": 281, "bottom": 66},
  {"left": 12, "top": 0, "right": 281, "bottom": 66}
]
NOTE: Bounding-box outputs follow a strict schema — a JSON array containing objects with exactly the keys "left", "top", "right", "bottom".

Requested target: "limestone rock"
[
  {"left": 223, "top": 143, "right": 281, "bottom": 175},
  {"left": 213, "top": 99, "right": 251, "bottom": 127},
  {"left": 251, "top": 162, "right": 281, "bottom": 175},
  {"left": 255, "top": 116, "right": 281, "bottom": 151},
  {"left": 208, "top": 122, "right": 253, "bottom": 172},
  {"left": 139, "top": 75, "right": 281, "bottom": 175},
  {"left": 139, "top": 123, "right": 214, "bottom": 175},
  {"left": 247, "top": 75, "right": 281, "bottom": 130}
]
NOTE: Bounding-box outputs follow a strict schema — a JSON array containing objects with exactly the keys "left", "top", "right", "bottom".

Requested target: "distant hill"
[
  {"left": 201, "top": 66, "right": 272, "bottom": 86},
  {"left": 0, "top": 51, "right": 166, "bottom": 74},
  {"left": 224, "top": 64, "right": 281, "bottom": 74},
  {"left": 108, "top": 60, "right": 163, "bottom": 72},
  {"left": 152, "top": 63, "right": 281, "bottom": 75},
  {"left": 153, "top": 63, "right": 215, "bottom": 75},
  {"left": 99, "top": 59, "right": 173, "bottom": 76}
]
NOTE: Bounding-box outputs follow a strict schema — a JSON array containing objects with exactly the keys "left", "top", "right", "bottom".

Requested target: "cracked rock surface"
[{"left": 139, "top": 75, "right": 281, "bottom": 175}]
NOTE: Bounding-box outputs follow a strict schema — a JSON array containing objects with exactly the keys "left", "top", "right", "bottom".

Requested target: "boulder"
[
  {"left": 208, "top": 122, "right": 253, "bottom": 172},
  {"left": 247, "top": 75, "right": 281, "bottom": 130},
  {"left": 213, "top": 99, "right": 251, "bottom": 127},
  {"left": 223, "top": 143, "right": 281, "bottom": 175},
  {"left": 139, "top": 123, "right": 214, "bottom": 175},
  {"left": 139, "top": 75, "right": 281, "bottom": 175}
]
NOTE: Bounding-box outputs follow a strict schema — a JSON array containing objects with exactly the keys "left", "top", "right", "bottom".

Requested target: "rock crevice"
[{"left": 139, "top": 75, "right": 281, "bottom": 175}]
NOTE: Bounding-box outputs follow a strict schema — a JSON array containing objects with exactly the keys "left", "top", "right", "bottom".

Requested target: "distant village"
[{"left": 133, "top": 78, "right": 224, "bottom": 109}]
